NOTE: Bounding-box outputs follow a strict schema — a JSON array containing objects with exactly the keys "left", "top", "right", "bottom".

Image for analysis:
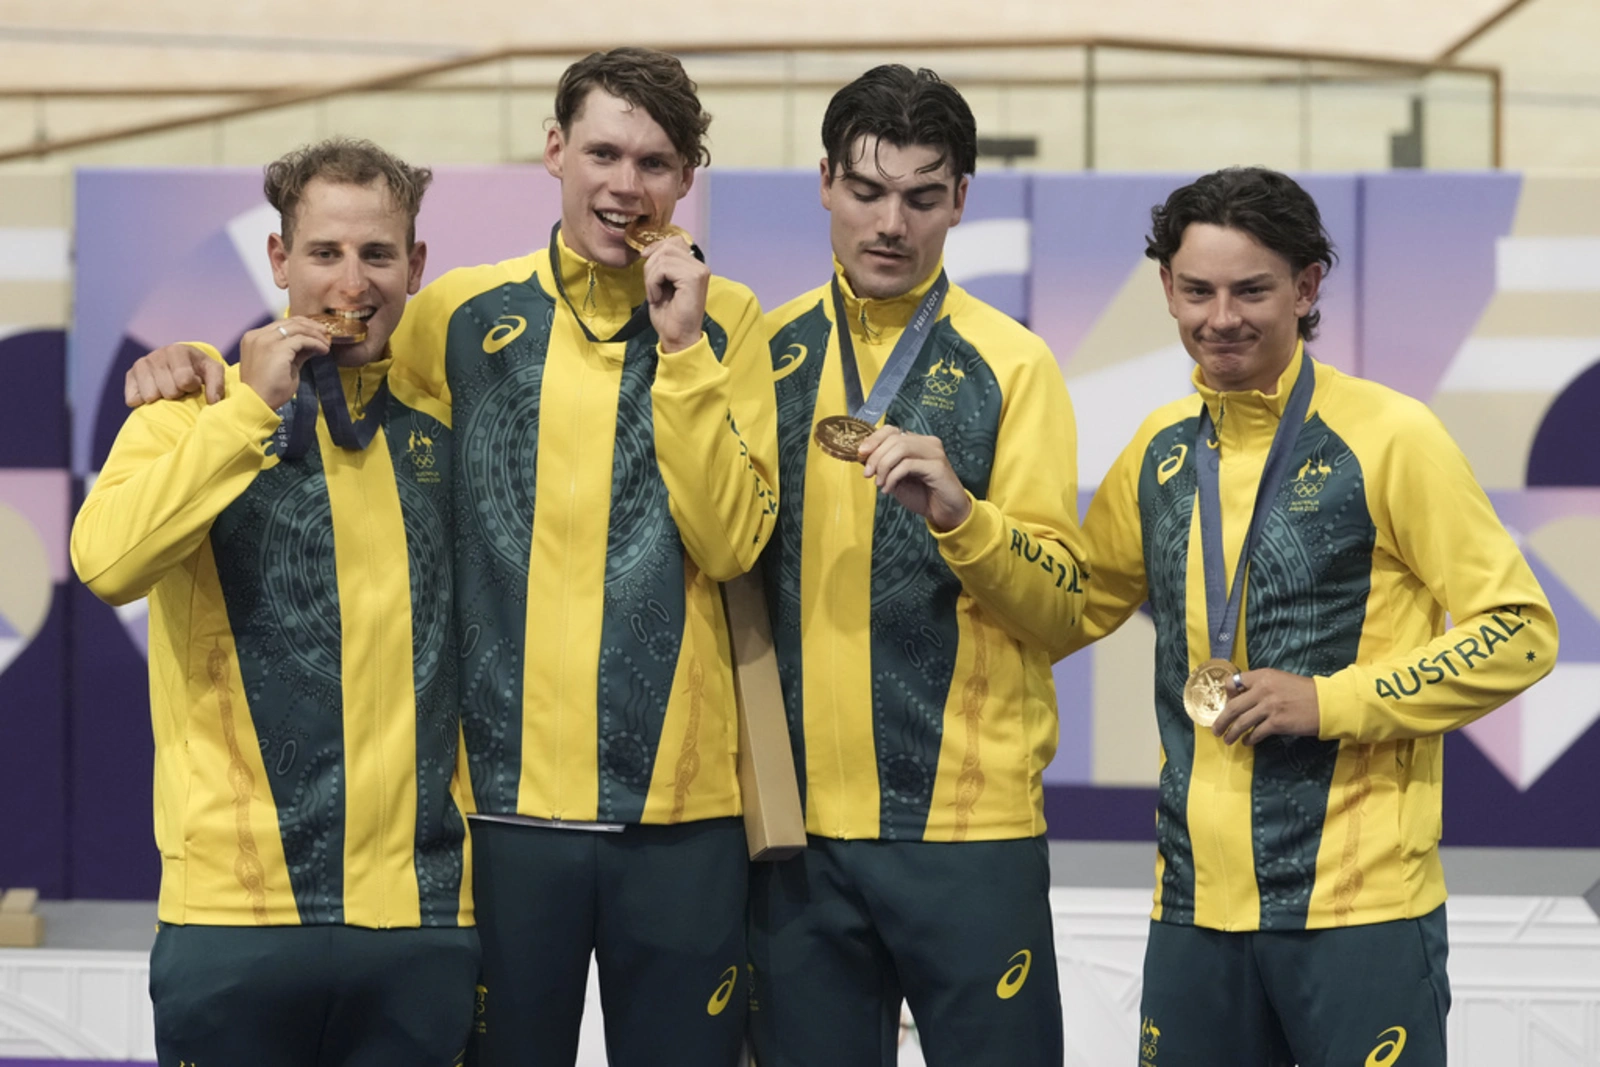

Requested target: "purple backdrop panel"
[
  {"left": 88, "top": 227, "right": 274, "bottom": 473},
  {"left": 944, "top": 170, "right": 1029, "bottom": 324},
  {"left": 69, "top": 576, "right": 159, "bottom": 899},
  {"left": 1442, "top": 723, "right": 1600, "bottom": 847},
  {"left": 0, "top": 324, "right": 70, "bottom": 893},
  {"left": 1044, "top": 784, "right": 1157, "bottom": 841},
  {"left": 1048, "top": 633, "right": 1093, "bottom": 786},
  {"left": 410, "top": 164, "right": 559, "bottom": 292},
  {"left": 1358, "top": 172, "right": 1522, "bottom": 402},
  {"left": 0, "top": 331, "right": 68, "bottom": 468},
  {"left": 0, "top": 588, "right": 68, "bottom": 895},
  {"left": 1295, "top": 175, "right": 1358, "bottom": 376},
  {"left": 1030, "top": 173, "right": 1185, "bottom": 368},
  {"left": 704, "top": 170, "right": 833, "bottom": 312},
  {"left": 73, "top": 170, "right": 263, "bottom": 476}
]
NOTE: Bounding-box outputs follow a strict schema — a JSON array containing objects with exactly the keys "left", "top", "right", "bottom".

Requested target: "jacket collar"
[
  {"left": 833, "top": 257, "right": 946, "bottom": 343},
  {"left": 554, "top": 230, "right": 647, "bottom": 337}
]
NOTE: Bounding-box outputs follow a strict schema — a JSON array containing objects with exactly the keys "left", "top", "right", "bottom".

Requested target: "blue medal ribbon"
[
  {"left": 1194, "top": 352, "right": 1316, "bottom": 665},
  {"left": 829, "top": 269, "right": 948, "bottom": 424},
  {"left": 273, "top": 369, "right": 320, "bottom": 461},
  {"left": 273, "top": 357, "right": 389, "bottom": 459},
  {"left": 310, "top": 357, "right": 388, "bottom": 451}
]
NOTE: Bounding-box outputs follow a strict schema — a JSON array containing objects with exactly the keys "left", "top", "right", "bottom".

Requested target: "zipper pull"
[{"left": 858, "top": 304, "right": 878, "bottom": 341}]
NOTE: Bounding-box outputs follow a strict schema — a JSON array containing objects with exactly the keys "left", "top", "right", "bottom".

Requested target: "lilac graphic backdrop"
[
  {"left": 1360, "top": 173, "right": 1600, "bottom": 846},
  {"left": 0, "top": 331, "right": 70, "bottom": 897},
  {"left": 10, "top": 167, "right": 1591, "bottom": 902}
]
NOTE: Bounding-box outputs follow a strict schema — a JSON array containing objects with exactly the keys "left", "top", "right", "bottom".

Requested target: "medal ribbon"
[
  {"left": 311, "top": 357, "right": 388, "bottom": 450},
  {"left": 546, "top": 222, "right": 705, "bottom": 346},
  {"left": 274, "top": 358, "right": 390, "bottom": 459},
  {"left": 274, "top": 369, "right": 320, "bottom": 461},
  {"left": 1194, "top": 351, "right": 1316, "bottom": 664},
  {"left": 829, "top": 269, "right": 948, "bottom": 424}
]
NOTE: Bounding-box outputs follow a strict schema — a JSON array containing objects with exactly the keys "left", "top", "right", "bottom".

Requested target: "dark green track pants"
[
  {"left": 1138, "top": 905, "right": 1450, "bottom": 1067},
  {"left": 749, "top": 835, "right": 1062, "bottom": 1067},
  {"left": 151, "top": 922, "right": 479, "bottom": 1067},
  {"left": 466, "top": 816, "right": 749, "bottom": 1067}
]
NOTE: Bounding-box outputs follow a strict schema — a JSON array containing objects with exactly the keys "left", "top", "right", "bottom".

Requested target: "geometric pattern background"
[{"left": 0, "top": 167, "right": 72, "bottom": 901}]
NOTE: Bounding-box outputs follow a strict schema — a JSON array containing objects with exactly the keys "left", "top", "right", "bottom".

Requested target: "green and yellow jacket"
[
  {"left": 762, "top": 263, "right": 1087, "bottom": 842},
  {"left": 72, "top": 351, "right": 471, "bottom": 929},
  {"left": 388, "top": 233, "right": 779, "bottom": 826},
  {"left": 1068, "top": 348, "right": 1557, "bottom": 931}
]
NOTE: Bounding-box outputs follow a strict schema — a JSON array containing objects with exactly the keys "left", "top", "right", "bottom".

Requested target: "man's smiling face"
[
  {"left": 267, "top": 176, "right": 425, "bottom": 367},
  {"left": 545, "top": 87, "right": 695, "bottom": 269},
  {"left": 1160, "top": 222, "right": 1320, "bottom": 394}
]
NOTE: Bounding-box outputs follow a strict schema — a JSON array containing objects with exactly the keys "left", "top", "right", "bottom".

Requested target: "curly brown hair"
[
  {"left": 263, "top": 137, "right": 433, "bottom": 249},
  {"left": 1146, "top": 167, "right": 1336, "bottom": 340},
  {"left": 554, "top": 48, "right": 711, "bottom": 168}
]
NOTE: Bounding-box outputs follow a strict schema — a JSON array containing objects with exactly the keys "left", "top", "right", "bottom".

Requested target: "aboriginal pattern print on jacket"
[
  {"left": 210, "top": 397, "right": 461, "bottom": 926},
  {"left": 765, "top": 300, "right": 1004, "bottom": 840},
  {"left": 1137, "top": 410, "right": 1377, "bottom": 929},
  {"left": 443, "top": 270, "right": 733, "bottom": 822}
]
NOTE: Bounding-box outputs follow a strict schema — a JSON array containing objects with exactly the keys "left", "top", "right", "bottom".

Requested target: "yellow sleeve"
[
  {"left": 386, "top": 272, "right": 457, "bottom": 427},
  {"left": 1056, "top": 420, "right": 1152, "bottom": 659},
  {"left": 650, "top": 279, "right": 780, "bottom": 582},
  {"left": 71, "top": 352, "right": 281, "bottom": 605},
  {"left": 1056, "top": 428, "right": 1158, "bottom": 659},
  {"left": 1315, "top": 406, "right": 1557, "bottom": 742},
  {"left": 930, "top": 344, "right": 1088, "bottom": 660}
]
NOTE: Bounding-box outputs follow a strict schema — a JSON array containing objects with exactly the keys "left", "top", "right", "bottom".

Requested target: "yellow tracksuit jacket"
[
  {"left": 72, "top": 353, "right": 472, "bottom": 928},
  {"left": 1067, "top": 348, "right": 1557, "bottom": 931},
  {"left": 388, "top": 232, "right": 779, "bottom": 825},
  {"left": 762, "top": 263, "right": 1087, "bottom": 842}
]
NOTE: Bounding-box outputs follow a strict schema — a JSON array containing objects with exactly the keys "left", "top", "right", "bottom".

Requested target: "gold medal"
[
  {"left": 309, "top": 312, "right": 367, "bottom": 344},
  {"left": 1182, "top": 657, "right": 1237, "bottom": 728},
  {"left": 624, "top": 218, "right": 692, "bottom": 252},
  {"left": 814, "top": 415, "right": 875, "bottom": 462}
]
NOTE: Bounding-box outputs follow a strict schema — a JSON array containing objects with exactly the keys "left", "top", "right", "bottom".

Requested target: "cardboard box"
[
  {"left": 723, "top": 571, "right": 806, "bottom": 861},
  {"left": 0, "top": 888, "right": 43, "bottom": 948}
]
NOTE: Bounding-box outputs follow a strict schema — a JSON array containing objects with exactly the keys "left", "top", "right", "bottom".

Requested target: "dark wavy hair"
[
  {"left": 264, "top": 137, "right": 432, "bottom": 250},
  {"left": 555, "top": 47, "right": 711, "bottom": 168},
  {"left": 822, "top": 65, "right": 977, "bottom": 181},
  {"left": 1145, "top": 167, "right": 1337, "bottom": 340}
]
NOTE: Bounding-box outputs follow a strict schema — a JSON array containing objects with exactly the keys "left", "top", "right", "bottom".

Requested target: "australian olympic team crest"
[
  {"left": 407, "top": 428, "right": 440, "bottom": 485},
  {"left": 1289, "top": 439, "right": 1333, "bottom": 514},
  {"left": 919, "top": 355, "right": 967, "bottom": 412}
]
